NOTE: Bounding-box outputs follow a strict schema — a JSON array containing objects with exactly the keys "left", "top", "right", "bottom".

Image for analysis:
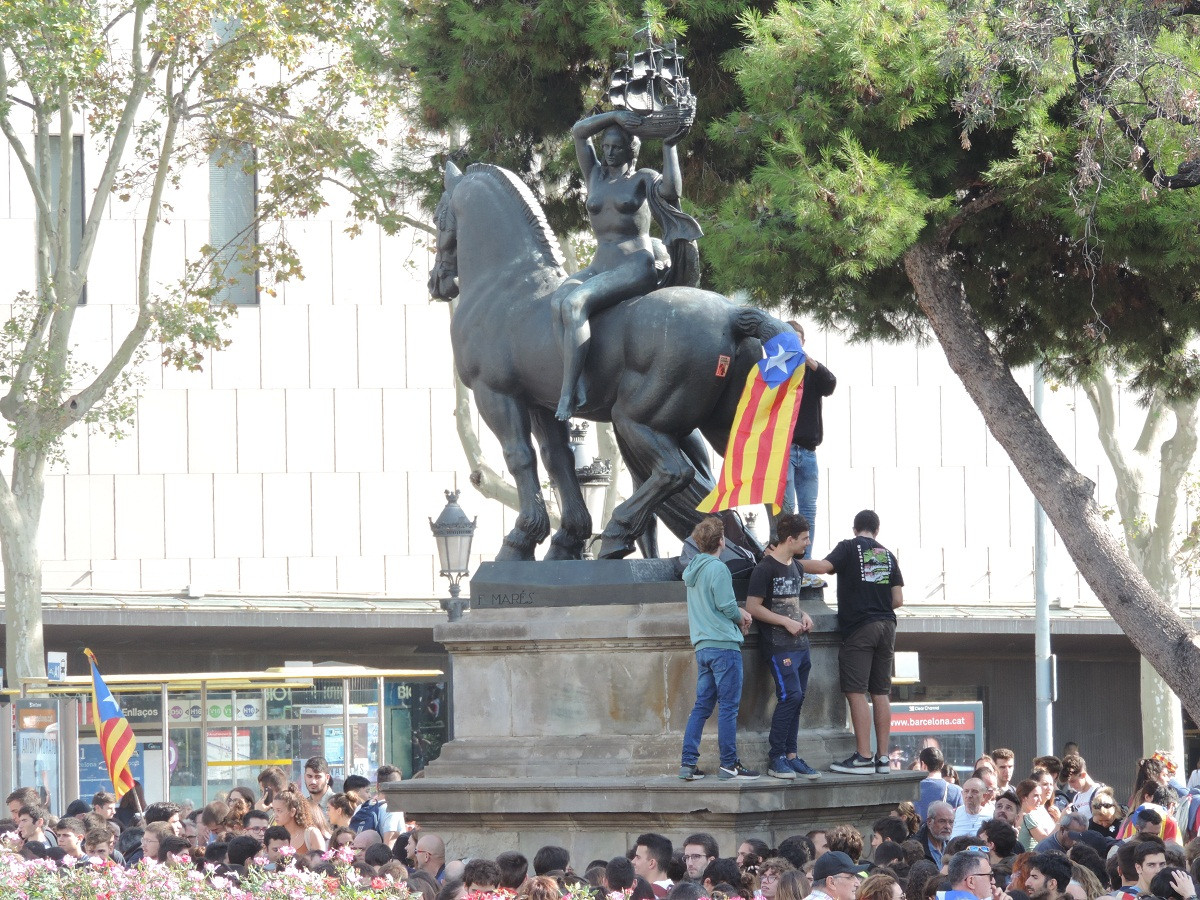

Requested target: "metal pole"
[
  {"left": 342, "top": 679, "right": 352, "bottom": 778},
  {"left": 200, "top": 681, "right": 209, "bottom": 806},
  {"left": 376, "top": 676, "right": 386, "bottom": 772},
  {"left": 160, "top": 683, "right": 169, "bottom": 802},
  {"left": 1032, "top": 361, "right": 1054, "bottom": 757}
]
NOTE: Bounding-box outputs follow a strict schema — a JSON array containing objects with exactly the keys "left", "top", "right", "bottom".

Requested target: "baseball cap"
[{"left": 812, "top": 851, "right": 870, "bottom": 881}]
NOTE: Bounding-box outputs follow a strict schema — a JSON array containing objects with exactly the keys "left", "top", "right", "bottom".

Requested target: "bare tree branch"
[
  {"left": 1149, "top": 397, "right": 1200, "bottom": 567},
  {"left": 936, "top": 189, "right": 1006, "bottom": 248},
  {"left": 0, "top": 58, "right": 52, "bottom": 222},
  {"left": 1080, "top": 371, "right": 1148, "bottom": 554}
]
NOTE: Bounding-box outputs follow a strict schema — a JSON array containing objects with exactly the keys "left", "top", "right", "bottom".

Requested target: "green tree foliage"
[
  {"left": 0, "top": 0, "right": 408, "bottom": 682},
  {"left": 392, "top": 0, "right": 1200, "bottom": 719},
  {"left": 383, "top": 0, "right": 772, "bottom": 231},
  {"left": 706, "top": 0, "right": 1200, "bottom": 396}
]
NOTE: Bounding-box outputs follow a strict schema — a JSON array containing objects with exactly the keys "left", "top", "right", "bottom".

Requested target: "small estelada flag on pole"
[
  {"left": 698, "top": 331, "right": 806, "bottom": 515},
  {"left": 83, "top": 648, "right": 137, "bottom": 798}
]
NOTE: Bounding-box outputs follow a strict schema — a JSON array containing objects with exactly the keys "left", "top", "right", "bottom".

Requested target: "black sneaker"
[
  {"left": 830, "top": 752, "right": 876, "bottom": 775},
  {"left": 678, "top": 764, "right": 706, "bottom": 781},
  {"left": 718, "top": 761, "right": 761, "bottom": 781},
  {"left": 874, "top": 755, "right": 890, "bottom": 774}
]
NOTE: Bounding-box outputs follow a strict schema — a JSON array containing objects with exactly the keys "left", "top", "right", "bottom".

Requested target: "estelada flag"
[
  {"left": 698, "top": 331, "right": 806, "bottom": 514},
  {"left": 83, "top": 648, "right": 136, "bottom": 798}
]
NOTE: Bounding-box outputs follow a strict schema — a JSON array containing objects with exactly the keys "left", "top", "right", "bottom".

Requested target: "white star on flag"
[{"left": 763, "top": 343, "right": 798, "bottom": 374}]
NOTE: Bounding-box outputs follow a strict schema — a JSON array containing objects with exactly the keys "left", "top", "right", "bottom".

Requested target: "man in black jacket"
[{"left": 781, "top": 322, "right": 836, "bottom": 567}]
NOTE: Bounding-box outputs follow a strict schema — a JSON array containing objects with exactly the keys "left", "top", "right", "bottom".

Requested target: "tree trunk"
[
  {"left": 903, "top": 242, "right": 1200, "bottom": 722},
  {"left": 2, "top": 451, "right": 46, "bottom": 686}
]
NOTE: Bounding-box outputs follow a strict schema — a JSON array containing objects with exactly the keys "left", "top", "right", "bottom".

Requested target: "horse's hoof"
[
  {"left": 496, "top": 541, "right": 535, "bottom": 562},
  {"left": 597, "top": 536, "right": 635, "bottom": 559},
  {"left": 543, "top": 541, "right": 583, "bottom": 561}
]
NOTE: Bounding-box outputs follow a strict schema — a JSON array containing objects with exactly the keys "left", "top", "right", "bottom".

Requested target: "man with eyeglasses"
[
  {"left": 681, "top": 833, "right": 719, "bottom": 882},
  {"left": 807, "top": 850, "right": 869, "bottom": 900},
  {"left": 415, "top": 833, "right": 447, "bottom": 883},
  {"left": 242, "top": 809, "right": 270, "bottom": 842},
  {"left": 946, "top": 848, "right": 997, "bottom": 900}
]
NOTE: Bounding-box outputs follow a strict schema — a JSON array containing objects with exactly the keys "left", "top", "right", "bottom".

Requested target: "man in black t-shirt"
[
  {"left": 802, "top": 509, "right": 904, "bottom": 776},
  {"left": 746, "top": 513, "right": 821, "bottom": 781}
]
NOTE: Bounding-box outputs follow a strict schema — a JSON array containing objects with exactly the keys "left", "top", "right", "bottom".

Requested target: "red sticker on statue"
[{"left": 716, "top": 355, "right": 730, "bottom": 377}]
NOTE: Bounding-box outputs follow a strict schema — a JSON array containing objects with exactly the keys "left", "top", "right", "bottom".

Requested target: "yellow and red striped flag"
[
  {"left": 698, "top": 332, "right": 806, "bottom": 514},
  {"left": 83, "top": 648, "right": 136, "bottom": 798}
]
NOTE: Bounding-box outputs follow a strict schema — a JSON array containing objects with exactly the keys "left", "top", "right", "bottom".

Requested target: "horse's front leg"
[
  {"left": 599, "top": 420, "right": 694, "bottom": 559},
  {"left": 473, "top": 385, "right": 550, "bottom": 560},
  {"left": 530, "top": 409, "right": 590, "bottom": 560}
]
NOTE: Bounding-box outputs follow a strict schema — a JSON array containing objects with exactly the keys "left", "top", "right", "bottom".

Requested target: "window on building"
[
  {"left": 44, "top": 134, "right": 87, "bottom": 304},
  {"left": 209, "top": 145, "right": 258, "bottom": 306}
]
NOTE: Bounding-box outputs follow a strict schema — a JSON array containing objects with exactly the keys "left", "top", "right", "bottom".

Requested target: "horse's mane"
[{"left": 466, "top": 163, "right": 565, "bottom": 269}]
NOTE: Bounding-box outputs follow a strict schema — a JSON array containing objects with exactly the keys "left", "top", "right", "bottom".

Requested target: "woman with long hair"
[
  {"left": 271, "top": 788, "right": 326, "bottom": 854},
  {"left": 219, "top": 796, "right": 249, "bottom": 838},
  {"left": 1128, "top": 756, "right": 1169, "bottom": 810},
  {"left": 327, "top": 793, "right": 360, "bottom": 830},
  {"left": 227, "top": 786, "right": 256, "bottom": 809},
  {"left": 893, "top": 802, "right": 921, "bottom": 837},
  {"left": 1031, "top": 768, "right": 1062, "bottom": 824},
  {"left": 1015, "top": 779, "right": 1054, "bottom": 848},
  {"left": 758, "top": 858, "right": 795, "bottom": 900},
  {"left": 737, "top": 839, "right": 771, "bottom": 872},
  {"left": 257, "top": 766, "right": 288, "bottom": 810}
]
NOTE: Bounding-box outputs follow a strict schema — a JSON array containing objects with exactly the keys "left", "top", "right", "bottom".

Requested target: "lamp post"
[
  {"left": 564, "top": 421, "right": 612, "bottom": 558},
  {"left": 429, "top": 489, "right": 477, "bottom": 622}
]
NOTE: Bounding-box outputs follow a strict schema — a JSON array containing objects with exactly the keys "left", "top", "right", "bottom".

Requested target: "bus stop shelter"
[{"left": 5, "top": 664, "right": 443, "bottom": 814}]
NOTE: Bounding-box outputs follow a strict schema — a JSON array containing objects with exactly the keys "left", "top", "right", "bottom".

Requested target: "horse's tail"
[{"left": 730, "top": 305, "right": 790, "bottom": 344}]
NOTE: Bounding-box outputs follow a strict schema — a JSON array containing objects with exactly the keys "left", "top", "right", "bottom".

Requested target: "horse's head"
[{"left": 428, "top": 161, "right": 464, "bottom": 301}]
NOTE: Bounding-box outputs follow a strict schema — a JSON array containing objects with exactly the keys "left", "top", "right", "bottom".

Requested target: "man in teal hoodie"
[{"left": 679, "top": 517, "right": 759, "bottom": 781}]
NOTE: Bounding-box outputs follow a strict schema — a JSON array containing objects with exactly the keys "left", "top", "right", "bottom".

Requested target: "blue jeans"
[
  {"left": 767, "top": 646, "right": 812, "bottom": 758},
  {"left": 681, "top": 647, "right": 744, "bottom": 769},
  {"left": 782, "top": 446, "right": 818, "bottom": 558}
]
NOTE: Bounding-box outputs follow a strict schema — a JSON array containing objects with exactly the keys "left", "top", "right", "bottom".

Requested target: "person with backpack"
[{"left": 342, "top": 775, "right": 387, "bottom": 836}]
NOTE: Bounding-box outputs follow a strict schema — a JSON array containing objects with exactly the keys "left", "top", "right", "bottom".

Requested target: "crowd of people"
[
  {"left": 0, "top": 756, "right": 423, "bottom": 887},
  {"left": 6, "top": 742, "right": 1198, "bottom": 900}
]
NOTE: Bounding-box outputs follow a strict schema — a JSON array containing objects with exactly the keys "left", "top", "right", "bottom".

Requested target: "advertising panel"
[{"left": 887, "top": 701, "right": 985, "bottom": 774}]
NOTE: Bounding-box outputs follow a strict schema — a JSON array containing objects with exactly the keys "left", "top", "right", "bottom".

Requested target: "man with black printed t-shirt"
[{"left": 802, "top": 509, "right": 904, "bottom": 776}]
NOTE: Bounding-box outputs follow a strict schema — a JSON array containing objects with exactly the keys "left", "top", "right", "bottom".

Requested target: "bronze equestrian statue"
[
  {"left": 429, "top": 159, "right": 790, "bottom": 561},
  {"left": 429, "top": 38, "right": 790, "bottom": 560}
]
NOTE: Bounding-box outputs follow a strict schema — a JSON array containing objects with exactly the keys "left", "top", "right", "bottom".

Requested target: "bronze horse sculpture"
[{"left": 429, "top": 161, "right": 789, "bottom": 560}]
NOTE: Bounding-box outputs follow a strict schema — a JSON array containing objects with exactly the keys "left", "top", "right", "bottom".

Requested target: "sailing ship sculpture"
[{"left": 606, "top": 32, "right": 696, "bottom": 145}]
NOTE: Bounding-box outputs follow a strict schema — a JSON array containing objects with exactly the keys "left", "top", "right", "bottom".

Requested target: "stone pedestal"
[{"left": 384, "top": 562, "right": 922, "bottom": 863}]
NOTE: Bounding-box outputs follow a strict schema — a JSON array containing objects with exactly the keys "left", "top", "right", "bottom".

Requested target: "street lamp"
[
  {"left": 429, "top": 489, "right": 476, "bottom": 621},
  {"left": 565, "top": 421, "right": 611, "bottom": 558}
]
